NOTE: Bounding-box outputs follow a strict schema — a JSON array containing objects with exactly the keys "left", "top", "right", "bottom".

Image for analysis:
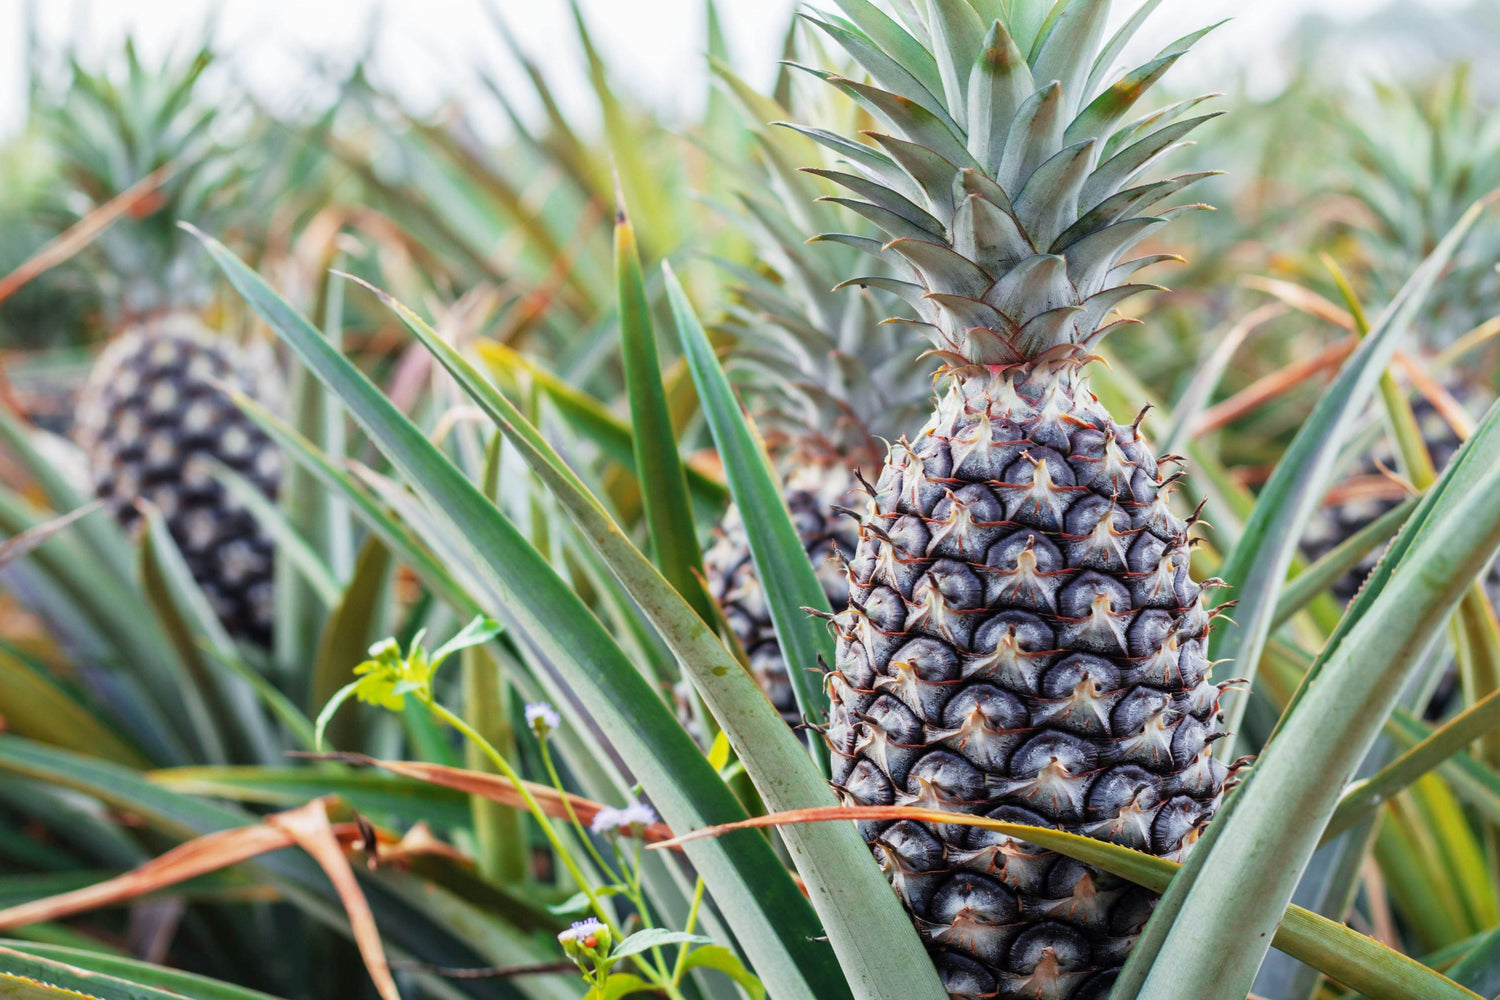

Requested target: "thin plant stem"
[
  {"left": 427, "top": 697, "right": 679, "bottom": 988},
  {"left": 669, "top": 878, "right": 707, "bottom": 986},
  {"left": 541, "top": 738, "right": 616, "bottom": 877},
  {"left": 614, "top": 837, "right": 672, "bottom": 980}
]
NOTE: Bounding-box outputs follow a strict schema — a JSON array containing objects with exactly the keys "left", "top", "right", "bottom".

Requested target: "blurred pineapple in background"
[
  {"left": 46, "top": 41, "right": 285, "bottom": 646},
  {"left": 1301, "top": 67, "right": 1500, "bottom": 602}
]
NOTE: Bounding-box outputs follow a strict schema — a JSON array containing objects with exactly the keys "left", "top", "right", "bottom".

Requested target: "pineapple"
[
  {"left": 795, "top": 3, "right": 1237, "bottom": 995},
  {"left": 1304, "top": 391, "right": 1495, "bottom": 604},
  {"left": 703, "top": 91, "right": 935, "bottom": 724},
  {"left": 76, "top": 318, "right": 281, "bottom": 646},
  {"left": 54, "top": 43, "right": 283, "bottom": 646}
]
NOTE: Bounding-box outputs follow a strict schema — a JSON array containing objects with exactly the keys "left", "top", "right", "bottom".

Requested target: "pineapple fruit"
[
  {"left": 76, "top": 318, "right": 281, "bottom": 646},
  {"left": 794, "top": 2, "right": 1239, "bottom": 995},
  {"left": 705, "top": 466, "right": 864, "bottom": 723},
  {"left": 54, "top": 44, "right": 283, "bottom": 646}
]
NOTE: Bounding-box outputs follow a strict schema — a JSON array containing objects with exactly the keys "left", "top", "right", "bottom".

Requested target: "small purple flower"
[
  {"left": 590, "top": 800, "right": 658, "bottom": 839},
  {"left": 525, "top": 701, "right": 561, "bottom": 739}
]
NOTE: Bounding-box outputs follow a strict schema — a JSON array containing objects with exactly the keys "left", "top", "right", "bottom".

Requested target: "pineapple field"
[{"left": 3, "top": 1, "right": 1500, "bottom": 998}]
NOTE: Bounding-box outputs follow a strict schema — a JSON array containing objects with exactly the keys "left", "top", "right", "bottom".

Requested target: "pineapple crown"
[
  {"left": 1335, "top": 67, "right": 1500, "bottom": 343},
  {"left": 43, "top": 38, "right": 248, "bottom": 323},
  {"left": 792, "top": 0, "right": 1221, "bottom": 369}
]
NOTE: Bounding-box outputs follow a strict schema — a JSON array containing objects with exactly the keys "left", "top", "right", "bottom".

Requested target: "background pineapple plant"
[
  {"left": 48, "top": 43, "right": 285, "bottom": 646},
  {"left": 1298, "top": 68, "right": 1500, "bottom": 603},
  {"left": 702, "top": 76, "right": 933, "bottom": 725}
]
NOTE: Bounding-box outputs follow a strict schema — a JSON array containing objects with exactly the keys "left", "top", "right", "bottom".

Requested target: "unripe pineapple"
[
  {"left": 76, "top": 318, "right": 281, "bottom": 645},
  {"left": 794, "top": 3, "right": 1238, "bottom": 995}
]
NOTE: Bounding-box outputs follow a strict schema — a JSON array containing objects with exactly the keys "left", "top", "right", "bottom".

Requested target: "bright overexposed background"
[{"left": 0, "top": 0, "right": 1490, "bottom": 139}]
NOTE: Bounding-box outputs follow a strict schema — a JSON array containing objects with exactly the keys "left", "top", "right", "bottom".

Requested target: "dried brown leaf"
[
  {"left": 268, "top": 799, "right": 400, "bottom": 1000},
  {"left": 0, "top": 823, "right": 293, "bottom": 930},
  {"left": 1393, "top": 350, "right": 1477, "bottom": 439},
  {"left": 0, "top": 165, "right": 176, "bottom": 306},
  {"left": 0, "top": 798, "right": 454, "bottom": 999},
  {"left": 0, "top": 502, "right": 104, "bottom": 571},
  {"left": 311, "top": 753, "right": 678, "bottom": 845},
  {"left": 1241, "top": 275, "right": 1356, "bottom": 331},
  {"left": 1194, "top": 335, "right": 1357, "bottom": 434}
]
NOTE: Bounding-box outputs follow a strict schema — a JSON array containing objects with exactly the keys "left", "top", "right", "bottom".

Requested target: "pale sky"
[{"left": 0, "top": 0, "right": 1482, "bottom": 139}]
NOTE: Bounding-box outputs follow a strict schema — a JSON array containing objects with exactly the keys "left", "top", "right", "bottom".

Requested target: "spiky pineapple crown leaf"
[
  {"left": 712, "top": 63, "right": 936, "bottom": 464},
  {"left": 44, "top": 38, "right": 248, "bottom": 320},
  {"left": 1335, "top": 67, "right": 1500, "bottom": 342},
  {"left": 792, "top": 0, "right": 1220, "bottom": 368}
]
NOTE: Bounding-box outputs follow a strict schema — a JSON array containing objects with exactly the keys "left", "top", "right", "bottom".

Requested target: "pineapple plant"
[
  {"left": 9, "top": 6, "right": 1500, "bottom": 1000},
  {"left": 794, "top": 2, "right": 1239, "bottom": 994},
  {"left": 1303, "top": 69, "right": 1500, "bottom": 603},
  {"left": 52, "top": 44, "right": 283, "bottom": 646}
]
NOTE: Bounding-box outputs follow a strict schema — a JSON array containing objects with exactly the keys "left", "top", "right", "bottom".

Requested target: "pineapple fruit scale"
[{"left": 776, "top": 2, "right": 1247, "bottom": 996}]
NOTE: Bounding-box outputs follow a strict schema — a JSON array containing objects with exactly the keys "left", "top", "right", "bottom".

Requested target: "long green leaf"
[
  {"left": 664, "top": 263, "right": 837, "bottom": 761},
  {"left": 1211, "top": 200, "right": 1489, "bottom": 749},
  {"left": 1119, "top": 197, "right": 1493, "bottom": 995},
  {"left": 671, "top": 809, "right": 1481, "bottom": 1000},
  {"left": 1327, "top": 685, "right": 1500, "bottom": 840},
  {"left": 0, "top": 490, "right": 196, "bottom": 760},
  {"left": 137, "top": 509, "right": 278, "bottom": 764},
  {"left": 0, "top": 406, "right": 134, "bottom": 587},
  {"left": 0, "top": 738, "right": 509, "bottom": 998},
  {"left": 1272, "top": 496, "right": 1419, "bottom": 628},
  {"left": 1447, "top": 924, "right": 1500, "bottom": 995},
  {"left": 148, "top": 766, "right": 471, "bottom": 831},
  {"left": 1385, "top": 709, "right": 1500, "bottom": 826},
  {"left": 228, "top": 396, "right": 477, "bottom": 618},
  {"left": 476, "top": 340, "right": 728, "bottom": 511},
  {"left": 0, "top": 646, "right": 146, "bottom": 768},
  {"left": 614, "top": 208, "right": 716, "bottom": 624},
  {"left": 460, "top": 643, "right": 528, "bottom": 884},
  {"left": 0, "top": 942, "right": 284, "bottom": 1000},
  {"left": 1131, "top": 397, "right": 1500, "bottom": 997},
  {"left": 307, "top": 537, "right": 392, "bottom": 749},
  {"left": 977, "top": 822, "right": 1478, "bottom": 1000},
  {"left": 188, "top": 228, "right": 863, "bottom": 1000},
  {"left": 338, "top": 269, "right": 946, "bottom": 1000},
  {"left": 214, "top": 462, "right": 340, "bottom": 607}
]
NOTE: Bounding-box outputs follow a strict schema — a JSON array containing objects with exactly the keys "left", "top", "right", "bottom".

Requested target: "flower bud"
[{"left": 557, "top": 917, "right": 610, "bottom": 964}]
